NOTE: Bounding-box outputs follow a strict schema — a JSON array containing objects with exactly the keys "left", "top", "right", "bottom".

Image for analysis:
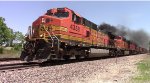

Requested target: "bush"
[
  {"left": 0, "top": 47, "right": 3, "bottom": 54},
  {"left": 13, "top": 44, "right": 22, "bottom": 51}
]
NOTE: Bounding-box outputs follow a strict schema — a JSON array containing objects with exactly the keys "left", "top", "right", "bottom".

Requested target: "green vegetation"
[
  {"left": 0, "top": 47, "right": 3, "bottom": 54},
  {"left": 0, "top": 47, "right": 21, "bottom": 58},
  {"left": 132, "top": 57, "right": 150, "bottom": 83},
  {"left": 149, "top": 41, "right": 150, "bottom": 54},
  {"left": 0, "top": 17, "right": 24, "bottom": 58}
]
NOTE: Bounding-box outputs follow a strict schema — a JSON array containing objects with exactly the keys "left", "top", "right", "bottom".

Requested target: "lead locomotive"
[{"left": 20, "top": 7, "right": 147, "bottom": 62}]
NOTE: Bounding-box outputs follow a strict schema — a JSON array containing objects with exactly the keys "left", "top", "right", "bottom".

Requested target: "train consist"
[{"left": 20, "top": 7, "right": 147, "bottom": 62}]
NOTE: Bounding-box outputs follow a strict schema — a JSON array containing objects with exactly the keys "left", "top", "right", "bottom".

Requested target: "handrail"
[
  {"left": 27, "top": 26, "right": 31, "bottom": 39},
  {"left": 43, "top": 25, "right": 60, "bottom": 52},
  {"left": 51, "top": 31, "right": 60, "bottom": 51},
  {"left": 43, "top": 26, "right": 54, "bottom": 47}
]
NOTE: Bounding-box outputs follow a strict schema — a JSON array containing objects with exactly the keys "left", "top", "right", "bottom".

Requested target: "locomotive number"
[{"left": 70, "top": 25, "right": 80, "bottom": 32}]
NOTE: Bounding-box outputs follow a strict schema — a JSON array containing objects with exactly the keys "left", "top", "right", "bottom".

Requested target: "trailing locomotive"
[{"left": 20, "top": 7, "right": 147, "bottom": 62}]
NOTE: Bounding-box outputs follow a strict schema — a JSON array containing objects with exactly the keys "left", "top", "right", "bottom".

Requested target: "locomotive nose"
[{"left": 41, "top": 16, "right": 52, "bottom": 24}]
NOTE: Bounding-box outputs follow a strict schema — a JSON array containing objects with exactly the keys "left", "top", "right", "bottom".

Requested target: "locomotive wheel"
[
  {"left": 84, "top": 50, "right": 90, "bottom": 59},
  {"left": 35, "top": 47, "right": 51, "bottom": 62},
  {"left": 114, "top": 50, "right": 119, "bottom": 57},
  {"left": 76, "top": 50, "right": 87, "bottom": 60},
  {"left": 75, "top": 55, "right": 81, "bottom": 60},
  {"left": 27, "top": 54, "right": 35, "bottom": 62},
  {"left": 109, "top": 50, "right": 115, "bottom": 57},
  {"left": 112, "top": 52, "right": 116, "bottom": 57},
  {"left": 84, "top": 54, "right": 89, "bottom": 59},
  {"left": 63, "top": 55, "right": 70, "bottom": 61}
]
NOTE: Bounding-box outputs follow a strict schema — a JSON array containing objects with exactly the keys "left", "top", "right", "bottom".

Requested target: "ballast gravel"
[{"left": 0, "top": 54, "right": 149, "bottom": 83}]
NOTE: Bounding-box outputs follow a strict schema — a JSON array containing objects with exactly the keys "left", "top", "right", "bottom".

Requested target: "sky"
[{"left": 0, "top": 1, "right": 150, "bottom": 35}]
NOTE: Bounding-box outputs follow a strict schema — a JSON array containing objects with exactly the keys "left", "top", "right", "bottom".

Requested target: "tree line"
[{"left": 0, "top": 17, "right": 24, "bottom": 47}]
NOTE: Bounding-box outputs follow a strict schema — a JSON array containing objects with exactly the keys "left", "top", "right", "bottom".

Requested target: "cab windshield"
[
  {"left": 46, "top": 11, "right": 69, "bottom": 18},
  {"left": 54, "top": 12, "right": 69, "bottom": 18}
]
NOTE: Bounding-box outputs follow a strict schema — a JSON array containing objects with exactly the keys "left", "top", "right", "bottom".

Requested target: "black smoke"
[
  {"left": 98, "top": 23, "right": 150, "bottom": 49},
  {"left": 98, "top": 23, "right": 117, "bottom": 33},
  {"left": 127, "top": 29, "right": 149, "bottom": 49}
]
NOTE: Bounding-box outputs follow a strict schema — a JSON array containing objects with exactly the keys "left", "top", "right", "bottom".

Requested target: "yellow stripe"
[
  {"left": 61, "top": 34, "right": 69, "bottom": 40},
  {"left": 51, "top": 25, "right": 68, "bottom": 32},
  {"left": 39, "top": 25, "right": 95, "bottom": 45}
]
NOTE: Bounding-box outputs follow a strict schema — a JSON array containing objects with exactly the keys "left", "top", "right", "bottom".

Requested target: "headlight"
[
  {"left": 42, "top": 18, "right": 45, "bottom": 23},
  {"left": 40, "top": 34, "right": 43, "bottom": 37}
]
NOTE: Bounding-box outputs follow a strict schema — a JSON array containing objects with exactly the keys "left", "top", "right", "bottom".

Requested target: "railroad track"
[
  {"left": 0, "top": 54, "right": 144, "bottom": 73},
  {"left": 0, "top": 62, "right": 39, "bottom": 73},
  {"left": 0, "top": 56, "right": 113, "bottom": 73},
  {"left": 0, "top": 58, "right": 20, "bottom": 61}
]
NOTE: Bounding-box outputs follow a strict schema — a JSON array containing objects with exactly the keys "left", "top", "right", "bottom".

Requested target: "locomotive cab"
[
  {"left": 114, "top": 36, "right": 128, "bottom": 50},
  {"left": 114, "top": 36, "right": 124, "bottom": 48},
  {"left": 31, "top": 7, "right": 71, "bottom": 39}
]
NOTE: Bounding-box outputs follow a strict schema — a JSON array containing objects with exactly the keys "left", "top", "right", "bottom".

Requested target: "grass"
[
  {"left": 132, "top": 55, "right": 150, "bottom": 83},
  {"left": 0, "top": 47, "right": 21, "bottom": 58}
]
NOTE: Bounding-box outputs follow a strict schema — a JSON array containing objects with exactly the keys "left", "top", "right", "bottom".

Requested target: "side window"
[
  {"left": 72, "top": 14, "right": 76, "bottom": 21},
  {"left": 80, "top": 18, "right": 83, "bottom": 25},
  {"left": 86, "top": 20, "right": 91, "bottom": 28},
  {"left": 92, "top": 23, "right": 97, "bottom": 30},
  {"left": 72, "top": 13, "right": 81, "bottom": 24},
  {"left": 82, "top": 18, "right": 85, "bottom": 25},
  {"left": 76, "top": 16, "right": 80, "bottom": 24},
  {"left": 86, "top": 31, "right": 90, "bottom": 37}
]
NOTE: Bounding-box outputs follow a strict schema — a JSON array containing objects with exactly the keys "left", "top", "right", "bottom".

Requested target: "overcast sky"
[{"left": 0, "top": 1, "right": 150, "bottom": 35}]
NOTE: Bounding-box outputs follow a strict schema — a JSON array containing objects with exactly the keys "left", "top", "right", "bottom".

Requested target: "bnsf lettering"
[
  {"left": 70, "top": 25, "right": 80, "bottom": 32},
  {"left": 40, "top": 26, "right": 52, "bottom": 31}
]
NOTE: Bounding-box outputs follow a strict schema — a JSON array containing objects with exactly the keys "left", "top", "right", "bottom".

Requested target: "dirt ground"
[{"left": 79, "top": 54, "right": 149, "bottom": 83}]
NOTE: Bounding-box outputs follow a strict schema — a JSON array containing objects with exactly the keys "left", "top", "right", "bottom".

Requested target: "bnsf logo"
[
  {"left": 40, "top": 26, "right": 52, "bottom": 31},
  {"left": 70, "top": 25, "right": 80, "bottom": 32}
]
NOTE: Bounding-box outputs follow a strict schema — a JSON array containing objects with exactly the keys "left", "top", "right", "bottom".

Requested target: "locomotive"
[{"left": 20, "top": 7, "right": 147, "bottom": 62}]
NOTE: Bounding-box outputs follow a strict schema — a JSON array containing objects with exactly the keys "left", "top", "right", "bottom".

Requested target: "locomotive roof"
[
  {"left": 59, "top": 7, "right": 81, "bottom": 17},
  {"left": 60, "top": 7, "right": 98, "bottom": 30}
]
